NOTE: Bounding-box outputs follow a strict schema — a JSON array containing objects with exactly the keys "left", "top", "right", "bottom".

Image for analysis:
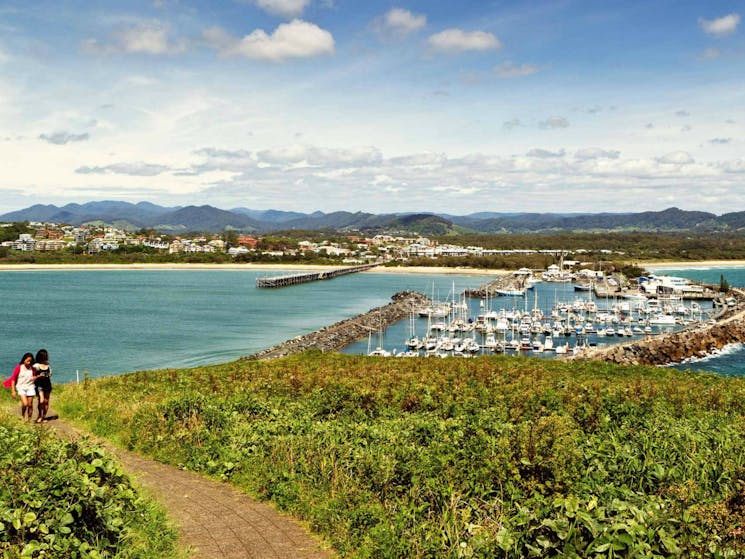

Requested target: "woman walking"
[
  {"left": 33, "top": 349, "right": 53, "bottom": 423},
  {"left": 7, "top": 353, "right": 36, "bottom": 421}
]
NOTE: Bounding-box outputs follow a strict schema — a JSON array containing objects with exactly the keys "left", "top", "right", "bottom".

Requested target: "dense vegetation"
[
  {"left": 433, "top": 232, "right": 745, "bottom": 261},
  {"left": 56, "top": 353, "right": 745, "bottom": 558},
  {"left": 0, "top": 410, "right": 182, "bottom": 558}
]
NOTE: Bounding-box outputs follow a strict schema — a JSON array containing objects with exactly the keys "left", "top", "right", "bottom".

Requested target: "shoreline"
[
  {"left": 642, "top": 260, "right": 745, "bottom": 270},
  {"left": 2, "top": 260, "right": 744, "bottom": 274},
  {"left": 0, "top": 262, "right": 501, "bottom": 275}
]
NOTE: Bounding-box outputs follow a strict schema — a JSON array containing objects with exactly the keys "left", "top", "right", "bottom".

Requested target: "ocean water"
[
  {"left": 650, "top": 266, "right": 745, "bottom": 376},
  {"left": 3, "top": 266, "right": 742, "bottom": 385},
  {"left": 0, "top": 269, "right": 487, "bottom": 383}
]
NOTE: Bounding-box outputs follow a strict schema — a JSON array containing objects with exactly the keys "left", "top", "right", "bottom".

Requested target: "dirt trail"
[{"left": 22, "top": 411, "right": 333, "bottom": 559}]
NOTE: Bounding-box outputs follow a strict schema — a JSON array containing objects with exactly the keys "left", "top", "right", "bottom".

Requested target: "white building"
[{"left": 13, "top": 234, "right": 35, "bottom": 251}]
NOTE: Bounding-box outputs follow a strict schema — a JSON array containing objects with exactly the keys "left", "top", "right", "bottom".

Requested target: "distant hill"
[{"left": 0, "top": 202, "right": 740, "bottom": 234}]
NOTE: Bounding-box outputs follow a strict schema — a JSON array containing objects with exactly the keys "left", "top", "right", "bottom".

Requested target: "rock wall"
[
  {"left": 571, "top": 289, "right": 745, "bottom": 366},
  {"left": 247, "top": 290, "right": 430, "bottom": 360}
]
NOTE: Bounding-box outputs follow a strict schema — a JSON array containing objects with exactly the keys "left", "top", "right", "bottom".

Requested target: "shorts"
[{"left": 17, "top": 387, "right": 36, "bottom": 397}]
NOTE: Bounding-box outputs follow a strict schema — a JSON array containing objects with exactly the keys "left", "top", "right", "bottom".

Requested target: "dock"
[{"left": 256, "top": 263, "right": 379, "bottom": 288}]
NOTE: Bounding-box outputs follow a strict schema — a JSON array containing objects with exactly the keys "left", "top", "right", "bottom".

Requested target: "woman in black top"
[{"left": 33, "top": 349, "right": 52, "bottom": 423}]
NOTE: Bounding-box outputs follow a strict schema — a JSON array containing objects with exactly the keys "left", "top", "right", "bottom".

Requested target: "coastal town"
[{"left": 1, "top": 220, "right": 632, "bottom": 262}]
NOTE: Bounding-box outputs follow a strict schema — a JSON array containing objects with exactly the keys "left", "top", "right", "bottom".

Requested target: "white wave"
[{"left": 677, "top": 342, "right": 745, "bottom": 365}]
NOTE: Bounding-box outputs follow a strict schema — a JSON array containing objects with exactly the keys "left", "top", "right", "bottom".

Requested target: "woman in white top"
[{"left": 11, "top": 353, "right": 36, "bottom": 422}]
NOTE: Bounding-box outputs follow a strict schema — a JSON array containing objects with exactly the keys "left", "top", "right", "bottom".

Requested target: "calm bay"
[
  {"left": 0, "top": 269, "right": 487, "bottom": 383},
  {"left": 4, "top": 265, "right": 745, "bottom": 385}
]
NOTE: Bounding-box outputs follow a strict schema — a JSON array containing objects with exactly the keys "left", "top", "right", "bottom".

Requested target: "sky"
[{"left": 0, "top": 0, "right": 744, "bottom": 215}]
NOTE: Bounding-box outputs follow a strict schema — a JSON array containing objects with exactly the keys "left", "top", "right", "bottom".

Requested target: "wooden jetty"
[{"left": 256, "top": 263, "right": 379, "bottom": 288}]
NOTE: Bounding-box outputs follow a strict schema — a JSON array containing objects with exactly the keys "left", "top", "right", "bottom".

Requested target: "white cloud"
[
  {"left": 710, "top": 138, "right": 732, "bottom": 144},
  {"left": 675, "top": 109, "right": 690, "bottom": 117},
  {"left": 699, "top": 13, "right": 740, "bottom": 37},
  {"left": 39, "top": 131, "right": 90, "bottom": 145},
  {"left": 208, "top": 20, "right": 334, "bottom": 62},
  {"left": 657, "top": 151, "right": 694, "bottom": 165},
  {"left": 427, "top": 29, "right": 501, "bottom": 53},
  {"left": 539, "top": 116, "right": 570, "bottom": 129},
  {"left": 375, "top": 8, "right": 427, "bottom": 37},
  {"left": 82, "top": 23, "right": 187, "bottom": 55},
  {"left": 527, "top": 148, "right": 565, "bottom": 158},
  {"left": 575, "top": 148, "right": 621, "bottom": 160},
  {"left": 494, "top": 61, "right": 538, "bottom": 78},
  {"left": 720, "top": 159, "right": 745, "bottom": 173},
  {"left": 253, "top": 0, "right": 310, "bottom": 18},
  {"left": 76, "top": 162, "right": 171, "bottom": 176}
]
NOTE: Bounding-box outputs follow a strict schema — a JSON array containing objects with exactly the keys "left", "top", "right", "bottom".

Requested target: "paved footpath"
[{"left": 36, "top": 412, "right": 334, "bottom": 559}]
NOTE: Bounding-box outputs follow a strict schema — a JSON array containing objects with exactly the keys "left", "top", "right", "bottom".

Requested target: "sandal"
[{"left": 35, "top": 418, "right": 43, "bottom": 423}]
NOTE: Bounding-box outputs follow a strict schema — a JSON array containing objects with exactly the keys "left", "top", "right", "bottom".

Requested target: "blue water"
[
  {"left": 650, "top": 266, "right": 745, "bottom": 376},
  {"left": 0, "top": 270, "right": 487, "bottom": 383},
  {"left": 3, "top": 266, "right": 743, "bottom": 384}
]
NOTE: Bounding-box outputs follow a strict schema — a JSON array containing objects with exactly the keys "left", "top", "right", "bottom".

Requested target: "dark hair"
[
  {"left": 19, "top": 352, "right": 34, "bottom": 365},
  {"left": 35, "top": 349, "right": 49, "bottom": 364}
]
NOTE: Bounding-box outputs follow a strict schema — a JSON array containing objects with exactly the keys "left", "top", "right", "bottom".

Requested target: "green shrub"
[
  {"left": 0, "top": 419, "right": 181, "bottom": 558},
  {"left": 56, "top": 353, "right": 745, "bottom": 557}
]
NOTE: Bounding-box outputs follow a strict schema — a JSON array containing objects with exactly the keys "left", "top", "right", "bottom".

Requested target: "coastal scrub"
[{"left": 57, "top": 353, "right": 745, "bottom": 558}]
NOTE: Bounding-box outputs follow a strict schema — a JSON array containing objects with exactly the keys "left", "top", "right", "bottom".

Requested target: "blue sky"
[{"left": 0, "top": 0, "right": 743, "bottom": 214}]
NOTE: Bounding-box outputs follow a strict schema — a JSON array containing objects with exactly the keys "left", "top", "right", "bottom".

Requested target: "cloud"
[
  {"left": 427, "top": 29, "right": 501, "bottom": 53},
  {"left": 710, "top": 137, "right": 732, "bottom": 144},
  {"left": 575, "top": 148, "right": 621, "bottom": 160},
  {"left": 700, "top": 47, "right": 722, "bottom": 59},
  {"left": 527, "top": 148, "right": 565, "bottom": 158},
  {"left": 252, "top": 0, "right": 310, "bottom": 18},
  {"left": 675, "top": 109, "right": 690, "bottom": 117},
  {"left": 39, "top": 131, "right": 90, "bottom": 145},
  {"left": 195, "top": 147, "right": 252, "bottom": 159},
  {"left": 539, "top": 116, "right": 570, "bottom": 129},
  {"left": 256, "top": 145, "right": 382, "bottom": 167},
  {"left": 645, "top": 123, "right": 654, "bottom": 129},
  {"left": 503, "top": 118, "right": 522, "bottom": 130},
  {"left": 657, "top": 151, "right": 694, "bottom": 165},
  {"left": 493, "top": 61, "right": 538, "bottom": 78},
  {"left": 205, "top": 20, "right": 334, "bottom": 62},
  {"left": 374, "top": 8, "right": 426, "bottom": 37},
  {"left": 82, "top": 23, "right": 187, "bottom": 55},
  {"left": 699, "top": 13, "right": 740, "bottom": 37},
  {"left": 720, "top": 159, "right": 745, "bottom": 173},
  {"left": 76, "top": 162, "right": 171, "bottom": 176}
]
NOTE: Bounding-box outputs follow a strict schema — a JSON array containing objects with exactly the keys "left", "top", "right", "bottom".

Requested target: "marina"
[{"left": 343, "top": 277, "right": 718, "bottom": 359}]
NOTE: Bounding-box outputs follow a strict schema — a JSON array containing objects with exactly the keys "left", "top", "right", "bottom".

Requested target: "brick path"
[{"left": 38, "top": 413, "right": 334, "bottom": 559}]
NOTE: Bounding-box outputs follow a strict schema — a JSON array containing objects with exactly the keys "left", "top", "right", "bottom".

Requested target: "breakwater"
[
  {"left": 570, "top": 289, "right": 745, "bottom": 366},
  {"left": 256, "top": 264, "right": 379, "bottom": 288},
  {"left": 247, "top": 290, "right": 430, "bottom": 360},
  {"left": 463, "top": 273, "right": 513, "bottom": 297}
]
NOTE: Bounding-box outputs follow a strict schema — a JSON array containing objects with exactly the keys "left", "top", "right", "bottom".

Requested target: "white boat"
[
  {"left": 649, "top": 314, "right": 676, "bottom": 325},
  {"left": 496, "top": 288, "right": 526, "bottom": 297},
  {"left": 543, "top": 335, "right": 555, "bottom": 351}
]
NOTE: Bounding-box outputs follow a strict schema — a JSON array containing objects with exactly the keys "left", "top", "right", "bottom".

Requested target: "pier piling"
[{"left": 256, "top": 264, "right": 379, "bottom": 288}]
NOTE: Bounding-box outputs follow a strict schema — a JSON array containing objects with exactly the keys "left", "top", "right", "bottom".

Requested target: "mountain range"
[{"left": 2, "top": 202, "right": 744, "bottom": 235}]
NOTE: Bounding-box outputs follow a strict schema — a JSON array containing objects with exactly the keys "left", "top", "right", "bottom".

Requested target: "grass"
[{"left": 54, "top": 352, "right": 745, "bottom": 558}]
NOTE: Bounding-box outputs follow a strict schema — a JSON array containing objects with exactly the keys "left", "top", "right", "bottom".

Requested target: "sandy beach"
[
  {"left": 642, "top": 260, "right": 745, "bottom": 270},
  {"left": 1, "top": 260, "right": 744, "bottom": 274},
  {"left": 0, "top": 262, "right": 503, "bottom": 275}
]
